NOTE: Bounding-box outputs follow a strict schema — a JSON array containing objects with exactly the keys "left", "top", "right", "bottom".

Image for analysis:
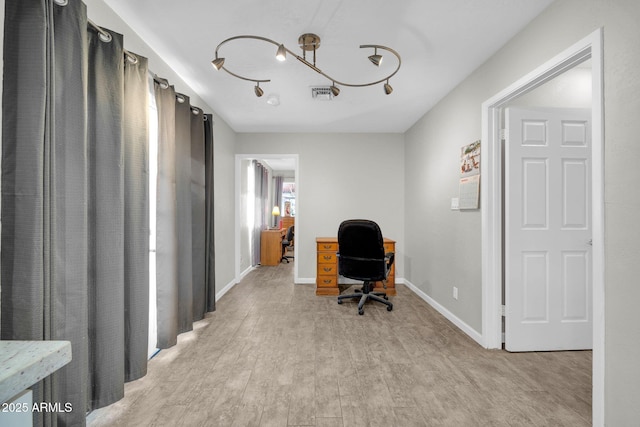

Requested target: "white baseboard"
[
  {"left": 295, "top": 277, "right": 316, "bottom": 285},
  {"left": 216, "top": 266, "right": 255, "bottom": 302},
  {"left": 215, "top": 279, "right": 235, "bottom": 302},
  {"left": 401, "top": 278, "right": 483, "bottom": 346},
  {"left": 239, "top": 265, "right": 254, "bottom": 281}
]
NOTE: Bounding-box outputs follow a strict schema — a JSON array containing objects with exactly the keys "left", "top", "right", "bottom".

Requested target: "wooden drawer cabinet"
[
  {"left": 317, "top": 252, "right": 337, "bottom": 264},
  {"left": 316, "top": 237, "right": 396, "bottom": 296},
  {"left": 316, "top": 238, "right": 338, "bottom": 294},
  {"left": 281, "top": 216, "right": 295, "bottom": 231}
]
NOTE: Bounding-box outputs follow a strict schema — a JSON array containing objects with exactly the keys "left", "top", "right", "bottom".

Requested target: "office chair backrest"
[
  {"left": 337, "top": 219, "right": 386, "bottom": 281},
  {"left": 285, "top": 225, "right": 294, "bottom": 242}
]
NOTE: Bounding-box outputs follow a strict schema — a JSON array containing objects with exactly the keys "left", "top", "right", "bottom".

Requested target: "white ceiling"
[{"left": 102, "top": 0, "right": 554, "bottom": 133}]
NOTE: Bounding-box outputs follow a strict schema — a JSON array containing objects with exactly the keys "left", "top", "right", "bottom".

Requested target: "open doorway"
[
  {"left": 234, "top": 154, "right": 299, "bottom": 282},
  {"left": 502, "top": 60, "right": 593, "bottom": 352},
  {"left": 481, "top": 29, "right": 604, "bottom": 423}
]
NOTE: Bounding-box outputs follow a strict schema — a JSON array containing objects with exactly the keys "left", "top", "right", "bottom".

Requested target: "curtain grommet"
[
  {"left": 98, "top": 31, "right": 112, "bottom": 43},
  {"left": 54, "top": 0, "right": 68, "bottom": 6},
  {"left": 125, "top": 52, "right": 139, "bottom": 65}
]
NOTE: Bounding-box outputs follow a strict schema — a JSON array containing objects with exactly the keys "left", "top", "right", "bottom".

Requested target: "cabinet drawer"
[
  {"left": 317, "top": 252, "right": 337, "bottom": 264},
  {"left": 317, "top": 242, "right": 338, "bottom": 252},
  {"left": 318, "top": 264, "right": 336, "bottom": 275},
  {"left": 317, "top": 275, "right": 337, "bottom": 287},
  {"left": 384, "top": 243, "right": 395, "bottom": 253}
]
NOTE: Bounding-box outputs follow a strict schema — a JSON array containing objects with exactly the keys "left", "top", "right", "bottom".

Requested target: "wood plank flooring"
[{"left": 88, "top": 262, "right": 591, "bottom": 426}]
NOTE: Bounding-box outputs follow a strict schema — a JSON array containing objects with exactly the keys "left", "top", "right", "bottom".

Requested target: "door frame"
[
  {"left": 234, "top": 154, "right": 300, "bottom": 282},
  {"left": 480, "top": 28, "right": 604, "bottom": 424}
]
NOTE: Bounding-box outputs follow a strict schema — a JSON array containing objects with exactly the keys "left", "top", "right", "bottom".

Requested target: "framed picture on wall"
[
  {"left": 459, "top": 140, "right": 480, "bottom": 209},
  {"left": 460, "top": 140, "right": 480, "bottom": 177}
]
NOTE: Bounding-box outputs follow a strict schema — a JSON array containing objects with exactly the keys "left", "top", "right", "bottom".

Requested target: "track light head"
[
  {"left": 276, "top": 44, "right": 287, "bottom": 61},
  {"left": 254, "top": 84, "right": 264, "bottom": 97},
  {"left": 211, "top": 57, "right": 225, "bottom": 70},
  {"left": 368, "top": 47, "right": 383, "bottom": 66},
  {"left": 384, "top": 81, "right": 393, "bottom": 95},
  {"left": 368, "top": 54, "right": 383, "bottom": 66},
  {"left": 330, "top": 84, "right": 340, "bottom": 97}
]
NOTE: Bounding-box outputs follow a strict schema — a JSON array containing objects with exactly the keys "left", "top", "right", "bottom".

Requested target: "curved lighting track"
[{"left": 212, "top": 34, "right": 401, "bottom": 96}]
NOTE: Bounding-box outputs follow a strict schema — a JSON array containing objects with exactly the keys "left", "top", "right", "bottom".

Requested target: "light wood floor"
[{"left": 88, "top": 262, "right": 591, "bottom": 426}]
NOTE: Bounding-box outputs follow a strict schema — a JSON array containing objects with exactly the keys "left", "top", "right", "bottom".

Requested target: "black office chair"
[
  {"left": 281, "top": 225, "right": 294, "bottom": 263},
  {"left": 336, "top": 219, "right": 394, "bottom": 315}
]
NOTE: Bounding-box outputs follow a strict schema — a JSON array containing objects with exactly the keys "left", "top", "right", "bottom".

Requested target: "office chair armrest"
[
  {"left": 385, "top": 252, "right": 395, "bottom": 269},
  {"left": 385, "top": 252, "right": 395, "bottom": 262}
]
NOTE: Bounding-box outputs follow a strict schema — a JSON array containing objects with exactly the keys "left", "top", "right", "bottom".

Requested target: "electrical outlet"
[{"left": 453, "top": 286, "right": 458, "bottom": 300}]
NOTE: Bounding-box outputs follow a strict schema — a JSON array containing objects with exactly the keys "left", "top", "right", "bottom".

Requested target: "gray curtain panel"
[
  {"left": 274, "top": 176, "right": 284, "bottom": 227},
  {"left": 154, "top": 79, "right": 179, "bottom": 349},
  {"left": 204, "top": 114, "right": 216, "bottom": 312},
  {"left": 190, "top": 108, "right": 206, "bottom": 321},
  {"left": 87, "top": 25, "right": 125, "bottom": 409},
  {"left": 2, "top": 1, "right": 150, "bottom": 424},
  {"left": 2, "top": 1, "right": 90, "bottom": 426},
  {"left": 155, "top": 84, "right": 212, "bottom": 346},
  {"left": 175, "top": 94, "right": 194, "bottom": 334},
  {"left": 51, "top": 3, "right": 91, "bottom": 424},
  {"left": 261, "top": 166, "right": 269, "bottom": 228},
  {"left": 252, "top": 161, "right": 265, "bottom": 266},
  {"left": 123, "top": 54, "right": 150, "bottom": 382}
]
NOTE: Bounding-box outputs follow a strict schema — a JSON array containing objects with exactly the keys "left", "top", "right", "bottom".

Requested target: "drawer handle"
[
  {"left": 323, "top": 245, "right": 332, "bottom": 249},
  {"left": 323, "top": 267, "right": 332, "bottom": 272},
  {"left": 323, "top": 279, "right": 332, "bottom": 284},
  {"left": 323, "top": 255, "right": 332, "bottom": 260}
]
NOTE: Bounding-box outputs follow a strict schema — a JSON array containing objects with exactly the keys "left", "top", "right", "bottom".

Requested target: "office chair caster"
[
  {"left": 337, "top": 299, "right": 343, "bottom": 304},
  {"left": 358, "top": 309, "right": 364, "bottom": 315},
  {"left": 387, "top": 305, "right": 393, "bottom": 311}
]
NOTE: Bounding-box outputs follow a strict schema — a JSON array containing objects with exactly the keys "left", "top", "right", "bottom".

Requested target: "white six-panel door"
[{"left": 505, "top": 107, "right": 592, "bottom": 352}]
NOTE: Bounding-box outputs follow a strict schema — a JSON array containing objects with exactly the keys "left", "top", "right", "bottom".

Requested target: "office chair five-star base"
[{"left": 337, "top": 280, "right": 393, "bottom": 315}]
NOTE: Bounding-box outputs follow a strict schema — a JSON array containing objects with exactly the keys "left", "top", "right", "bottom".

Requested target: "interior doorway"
[
  {"left": 481, "top": 29, "right": 604, "bottom": 424},
  {"left": 503, "top": 105, "right": 592, "bottom": 351},
  {"left": 234, "top": 154, "right": 299, "bottom": 282},
  {"left": 500, "top": 60, "right": 593, "bottom": 352}
]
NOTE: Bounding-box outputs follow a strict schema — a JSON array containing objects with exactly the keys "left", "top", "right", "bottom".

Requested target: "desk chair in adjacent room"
[
  {"left": 336, "top": 219, "right": 394, "bottom": 315},
  {"left": 281, "top": 226, "right": 294, "bottom": 263}
]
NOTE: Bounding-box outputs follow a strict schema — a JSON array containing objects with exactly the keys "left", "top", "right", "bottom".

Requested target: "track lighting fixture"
[
  {"left": 368, "top": 48, "right": 383, "bottom": 67},
  {"left": 211, "top": 57, "right": 225, "bottom": 70},
  {"left": 254, "top": 83, "right": 264, "bottom": 97},
  {"left": 276, "top": 44, "right": 287, "bottom": 61},
  {"left": 211, "top": 33, "right": 401, "bottom": 98},
  {"left": 384, "top": 80, "right": 393, "bottom": 95}
]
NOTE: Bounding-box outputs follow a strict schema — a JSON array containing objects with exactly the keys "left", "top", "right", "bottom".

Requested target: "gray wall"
[
  {"left": 236, "top": 133, "right": 405, "bottom": 282},
  {"left": 510, "top": 64, "right": 592, "bottom": 109},
  {"left": 212, "top": 120, "right": 238, "bottom": 291},
  {"left": 404, "top": 0, "right": 640, "bottom": 423}
]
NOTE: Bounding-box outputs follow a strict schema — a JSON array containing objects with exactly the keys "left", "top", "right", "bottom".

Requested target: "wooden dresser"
[{"left": 316, "top": 237, "right": 396, "bottom": 296}]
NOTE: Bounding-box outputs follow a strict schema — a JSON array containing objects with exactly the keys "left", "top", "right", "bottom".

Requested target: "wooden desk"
[
  {"left": 316, "top": 237, "right": 396, "bottom": 296},
  {"left": 261, "top": 229, "right": 285, "bottom": 266}
]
